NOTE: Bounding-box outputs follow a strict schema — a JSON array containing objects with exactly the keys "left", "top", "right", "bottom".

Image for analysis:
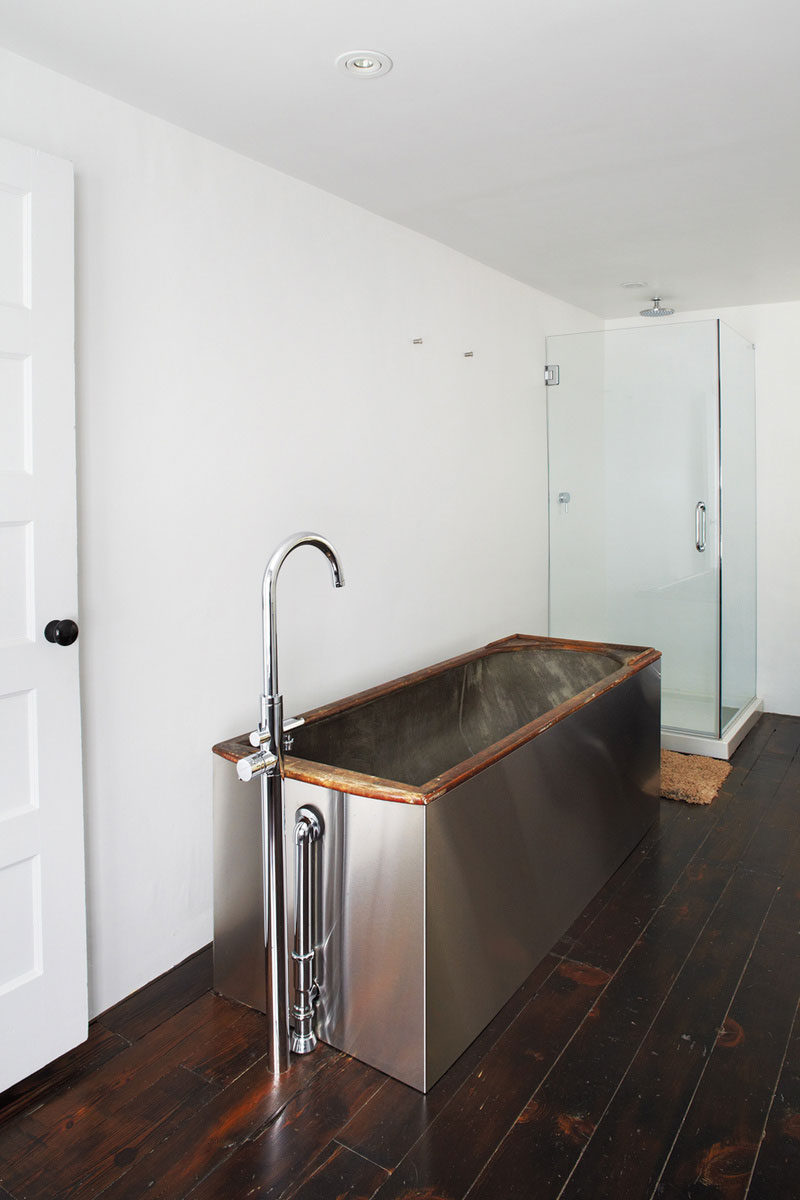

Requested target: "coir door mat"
[{"left": 661, "top": 749, "right": 732, "bottom": 805}]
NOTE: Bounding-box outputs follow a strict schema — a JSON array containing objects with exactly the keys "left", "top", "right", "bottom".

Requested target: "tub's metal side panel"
[
  {"left": 424, "top": 661, "right": 660, "bottom": 1089},
  {"left": 213, "top": 766, "right": 426, "bottom": 1088},
  {"left": 308, "top": 786, "right": 427, "bottom": 1092},
  {"left": 212, "top": 756, "right": 268, "bottom": 1012}
]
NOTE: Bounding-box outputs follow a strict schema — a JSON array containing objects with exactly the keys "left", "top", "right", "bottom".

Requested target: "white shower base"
[{"left": 661, "top": 696, "right": 763, "bottom": 760}]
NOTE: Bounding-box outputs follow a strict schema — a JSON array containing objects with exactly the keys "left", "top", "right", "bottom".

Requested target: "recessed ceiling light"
[
  {"left": 620, "top": 281, "right": 648, "bottom": 288},
  {"left": 336, "top": 50, "right": 393, "bottom": 78}
]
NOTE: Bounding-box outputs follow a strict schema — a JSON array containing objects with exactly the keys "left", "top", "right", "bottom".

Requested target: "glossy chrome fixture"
[
  {"left": 695, "top": 501, "right": 707, "bottom": 552},
  {"left": 236, "top": 532, "right": 344, "bottom": 1073},
  {"left": 291, "top": 807, "right": 324, "bottom": 1054},
  {"left": 640, "top": 297, "right": 675, "bottom": 317}
]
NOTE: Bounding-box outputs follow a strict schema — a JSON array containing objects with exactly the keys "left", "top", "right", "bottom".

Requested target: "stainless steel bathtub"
[{"left": 212, "top": 634, "right": 661, "bottom": 1091}]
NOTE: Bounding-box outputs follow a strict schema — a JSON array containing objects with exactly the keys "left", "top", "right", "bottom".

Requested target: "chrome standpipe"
[
  {"left": 237, "top": 532, "right": 344, "bottom": 1076},
  {"left": 291, "top": 807, "right": 323, "bottom": 1054}
]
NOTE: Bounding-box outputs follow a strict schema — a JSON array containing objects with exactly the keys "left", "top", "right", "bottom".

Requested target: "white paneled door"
[{"left": 0, "top": 139, "right": 87, "bottom": 1091}]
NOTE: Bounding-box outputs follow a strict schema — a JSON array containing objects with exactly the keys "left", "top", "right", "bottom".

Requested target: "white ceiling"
[{"left": 2, "top": 0, "right": 799, "bottom": 317}]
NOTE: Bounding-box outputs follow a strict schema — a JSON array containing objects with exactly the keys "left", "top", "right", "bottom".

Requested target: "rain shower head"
[{"left": 640, "top": 297, "right": 675, "bottom": 317}]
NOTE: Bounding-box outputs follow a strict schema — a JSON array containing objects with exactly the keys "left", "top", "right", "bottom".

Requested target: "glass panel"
[
  {"left": 719, "top": 322, "right": 757, "bottom": 730},
  {"left": 547, "top": 322, "right": 720, "bottom": 737}
]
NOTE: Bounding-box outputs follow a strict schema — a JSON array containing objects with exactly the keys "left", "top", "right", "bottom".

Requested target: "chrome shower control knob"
[
  {"left": 249, "top": 715, "right": 305, "bottom": 748},
  {"left": 236, "top": 749, "right": 277, "bottom": 782}
]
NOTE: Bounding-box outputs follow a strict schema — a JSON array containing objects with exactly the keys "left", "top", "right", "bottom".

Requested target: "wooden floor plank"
[
  {"left": 285, "top": 1143, "right": 388, "bottom": 1200},
  {"left": 552, "top": 824, "right": 657, "bottom": 956},
  {"left": 737, "top": 754, "right": 800, "bottom": 878},
  {"left": 654, "top": 850, "right": 800, "bottom": 1198},
  {"left": 697, "top": 754, "right": 798, "bottom": 869},
  {"left": 94, "top": 1044, "right": 339, "bottom": 1200},
  {"left": 720, "top": 763, "right": 752, "bottom": 797},
  {"left": 761, "top": 716, "right": 800, "bottom": 761},
  {"left": 0, "top": 1023, "right": 129, "bottom": 1128},
  {"left": 174, "top": 993, "right": 268, "bottom": 1089},
  {"left": 729, "top": 714, "right": 779, "bottom": 770},
  {"left": 565, "top": 797, "right": 721, "bottom": 973},
  {"left": 746, "top": 1003, "right": 800, "bottom": 1200},
  {"left": 0, "top": 991, "right": 228, "bottom": 1170},
  {"left": 188, "top": 1054, "right": 385, "bottom": 1200},
  {"left": 96, "top": 944, "right": 212, "bottom": 1043},
  {"left": 367, "top": 959, "right": 609, "bottom": 1200},
  {"left": 556, "top": 868, "right": 778, "bottom": 1200},
  {"left": 2, "top": 1065, "right": 215, "bottom": 1200},
  {"left": 0, "top": 1121, "right": 41, "bottom": 1179},
  {"left": 336, "top": 953, "right": 558, "bottom": 1171},
  {"left": 468, "top": 859, "right": 731, "bottom": 1200}
]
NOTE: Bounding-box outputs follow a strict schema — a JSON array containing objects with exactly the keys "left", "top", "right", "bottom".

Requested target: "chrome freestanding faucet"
[{"left": 236, "top": 532, "right": 345, "bottom": 1074}]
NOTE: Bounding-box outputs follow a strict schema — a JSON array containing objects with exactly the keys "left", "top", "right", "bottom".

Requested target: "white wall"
[
  {"left": 0, "top": 48, "right": 599, "bottom": 1014},
  {"left": 607, "top": 302, "right": 800, "bottom": 719}
]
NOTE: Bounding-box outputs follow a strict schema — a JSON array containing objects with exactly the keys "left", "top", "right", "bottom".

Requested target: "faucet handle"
[
  {"left": 249, "top": 715, "right": 305, "bottom": 748},
  {"left": 236, "top": 748, "right": 277, "bottom": 782}
]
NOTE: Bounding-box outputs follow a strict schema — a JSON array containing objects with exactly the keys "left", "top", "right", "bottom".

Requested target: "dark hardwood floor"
[{"left": 2, "top": 713, "right": 799, "bottom": 1199}]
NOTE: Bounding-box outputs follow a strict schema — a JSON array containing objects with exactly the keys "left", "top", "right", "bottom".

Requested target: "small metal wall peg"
[
  {"left": 412, "top": 338, "right": 423, "bottom": 344},
  {"left": 464, "top": 351, "right": 474, "bottom": 357}
]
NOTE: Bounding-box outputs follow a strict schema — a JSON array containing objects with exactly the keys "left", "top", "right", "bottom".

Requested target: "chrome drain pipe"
[{"left": 291, "top": 807, "right": 323, "bottom": 1054}]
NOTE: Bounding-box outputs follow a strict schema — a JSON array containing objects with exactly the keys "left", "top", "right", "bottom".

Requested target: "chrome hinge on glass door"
[{"left": 544, "top": 364, "right": 560, "bottom": 386}]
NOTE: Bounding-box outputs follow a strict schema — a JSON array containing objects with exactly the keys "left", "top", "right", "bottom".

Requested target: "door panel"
[{"left": 0, "top": 138, "right": 86, "bottom": 1090}]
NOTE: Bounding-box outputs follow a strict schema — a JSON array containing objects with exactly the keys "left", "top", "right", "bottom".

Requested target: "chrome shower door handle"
[{"left": 695, "top": 501, "right": 707, "bottom": 552}]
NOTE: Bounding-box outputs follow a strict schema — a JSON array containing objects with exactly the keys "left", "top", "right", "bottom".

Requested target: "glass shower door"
[
  {"left": 547, "top": 322, "right": 721, "bottom": 737},
  {"left": 719, "top": 322, "right": 757, "bottom": 730}
]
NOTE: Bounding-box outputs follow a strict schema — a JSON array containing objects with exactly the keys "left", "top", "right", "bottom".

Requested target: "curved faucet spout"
[{"left": 261, "top": 532, "right": 345, "bottom": 701}]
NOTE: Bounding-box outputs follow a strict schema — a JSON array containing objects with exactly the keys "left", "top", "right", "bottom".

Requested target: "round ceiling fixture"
[
  {"left": 620, "top": 281, "right": 648, "bottom": 289},
  {"left": 336, "top": 50, "right": 393, "bottom": 78}
]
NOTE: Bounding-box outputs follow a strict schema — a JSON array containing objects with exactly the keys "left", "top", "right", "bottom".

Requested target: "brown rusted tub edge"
[{"left": 212, "top": 634, "right": 661, "bottom": 806}]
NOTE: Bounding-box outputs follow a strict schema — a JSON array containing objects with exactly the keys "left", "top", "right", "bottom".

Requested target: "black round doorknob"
[{"left": 44, "top": 619, "right": 79, "bottom": 646}]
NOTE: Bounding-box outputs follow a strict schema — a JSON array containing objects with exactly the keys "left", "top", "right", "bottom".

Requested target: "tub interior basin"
[{"left": 290, "top": 644, "right": 632, "bottom": 788}]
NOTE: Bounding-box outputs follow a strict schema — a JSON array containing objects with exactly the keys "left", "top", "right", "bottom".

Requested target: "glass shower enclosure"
[{"left": 546, "top": 320, "right": 758, "bottom": 757}]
